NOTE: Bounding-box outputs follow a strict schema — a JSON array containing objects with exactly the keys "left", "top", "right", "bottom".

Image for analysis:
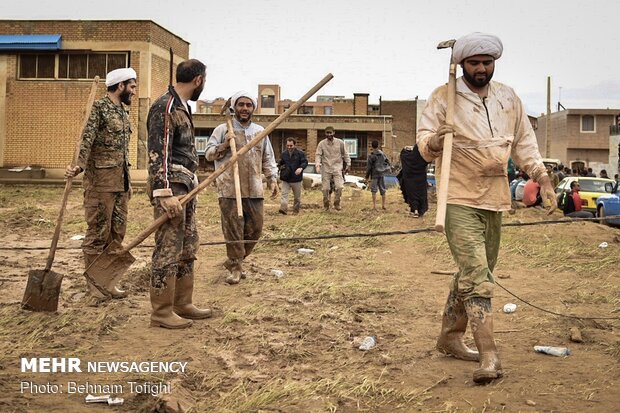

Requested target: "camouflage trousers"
[
  {"left": 219, "top": 198, "right": 263, "bottom": 271},
  {"left": 151, "top": 183, "right": 198, "bottom": 288},
  {"left": 82, "top": 190, "right": 128, "bottom": 255},
  {"left": 444, "top": 204, "right": 502, "bottom": 300}
]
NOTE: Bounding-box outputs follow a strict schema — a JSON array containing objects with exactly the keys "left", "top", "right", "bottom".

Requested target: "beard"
[
  {"left": 190, "top": 83, "right": 204, "bottom": 102},
  {"left": 120, "top": 89, "right": 132, "bottom": 105},
  {"left": 235, "top": 112, "right": 252, "bottom": 122},
  {"left": 463, "top": 68, "right": 494, "bottom": 88}
]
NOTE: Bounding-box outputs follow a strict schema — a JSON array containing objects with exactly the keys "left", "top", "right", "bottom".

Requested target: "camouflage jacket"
[
  {"left": 147, "top": 86, "right": 199, "bottom": 198},
  {"left": 77, "top": 95, "right": 131, "bottom": 192}
]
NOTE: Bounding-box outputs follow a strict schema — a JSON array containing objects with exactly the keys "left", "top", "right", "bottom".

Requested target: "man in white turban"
[
  {"left": 64, "top": 67, "right": 137, "bottom": 300},
  {"left": 417, "top": 33, "right": 556, "bottom": 384},
  {"left": 206, "top": 91, "right": 278, "bottom": 285}
]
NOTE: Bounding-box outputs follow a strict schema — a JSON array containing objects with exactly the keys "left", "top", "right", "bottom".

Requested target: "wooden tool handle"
[
  {"left": 226, "top": 117, "right": 243, "bottom": 217},
  {"left": 123, "top": 73, "right": 334, "bottom": 251},
  {"left": 434, "top": 62, "right": 456, "bottom": 233},
  {"left": 45, "top": 77, "right": 100, "bottom": 271}
]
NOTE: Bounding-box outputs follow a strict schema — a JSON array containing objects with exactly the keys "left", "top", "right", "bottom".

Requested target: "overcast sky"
[{"left": 2, "top": 0, "right": 619, "bottom": 116}]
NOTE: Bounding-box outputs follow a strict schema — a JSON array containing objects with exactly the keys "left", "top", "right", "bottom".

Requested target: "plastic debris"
[
  {"left": 107, "top": 398, "right": 124, "bottom": 406},
  {"left": 85, "top": 394, "right": 111, "bottom": 403},
  {"left": 85, "top": 394, "right": 124, "bottom": 405},
  {"left": 297, "top": 248, "right": 314, "bottom": 254},
  {"left": 271, "top": 269, "right": 284, "bottom": 279},
  {"left": 598, "top": 242, "right": 608, "bottom": 248},
  {"left": 503, "top": 303, "right": 517, "bottom": 313},
  {"left": 534, "top": 345, "right": 571, "bottom": 357},
  {"left": 358, "top": 336, "right": 376, "bottom": 351},
  {"left": 71, "top": 234, "right": 85, "bottom": 240}
]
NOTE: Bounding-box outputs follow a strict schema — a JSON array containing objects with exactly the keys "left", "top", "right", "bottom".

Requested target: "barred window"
[{"left": 19, "top": 52, "right": 129, "bottom": 80}]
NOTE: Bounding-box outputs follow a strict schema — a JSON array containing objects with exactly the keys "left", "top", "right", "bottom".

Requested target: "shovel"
[
  {"left": 22, "top": 76, "right": 101, "bottom": 312},
  {"left": 84, "top": 73, "right": 334, "bottom": 296}
]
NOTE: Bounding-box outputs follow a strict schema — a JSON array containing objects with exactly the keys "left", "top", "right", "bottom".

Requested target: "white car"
[{"left": 301, "top": 163, "right": 367, "bottom": 190}]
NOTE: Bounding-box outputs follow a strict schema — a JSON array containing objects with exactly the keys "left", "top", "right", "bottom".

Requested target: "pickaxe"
[
  {"left": 220, "top": 98, "right": 243, "bottom": 217},
  {"left": 435, "top": 39, "right": 456, "bottom": 233}
]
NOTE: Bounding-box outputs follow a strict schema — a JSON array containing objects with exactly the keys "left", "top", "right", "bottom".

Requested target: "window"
[
  {"left": 343, "top": 138, "right": 358, "bottom": 158},
  {"left": 324, "top": 106, "right": 333, "bottom": 115},
  {"left": 581, "top": 115, "right": 595, "bottom": 132},
  {"left": 19, "top": 54, "right": 55, "bottom": 78},
  {"left": 297, "top": 105, "right": 314, "bottom": 115},
  {"left": 261, "top": 95, "right": 275, "bottom": 108},
  {"left": 19, "top": 52, "right": 129, "bottom": 80}
]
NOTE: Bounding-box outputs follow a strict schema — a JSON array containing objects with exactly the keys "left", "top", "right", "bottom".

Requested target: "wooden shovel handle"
[
  {"left": 226, "top": 116, "right": 243, "bottom": 217},
  {"left": 434, "top": 62, "right": 456, "bottom": 233},
  {"left": 123, "top": 73, "right": 334, "bottom": 252},
  {"left": 45, "top": 76, "right": 100, "bottom": 271}
]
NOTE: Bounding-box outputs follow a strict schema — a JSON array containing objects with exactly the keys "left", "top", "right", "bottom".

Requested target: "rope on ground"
[
  {"left": 494, "top": 280, "right": 620, "bottom": 320},
  {"left": 1, "top": 214, "right": 617, "bottom": 320},
  {"left": 0, "top": 215, "right": 618, "bottom": 250}
]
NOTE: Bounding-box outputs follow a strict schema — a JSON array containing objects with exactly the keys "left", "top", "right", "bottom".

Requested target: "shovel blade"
[
  {"left": 84, "top": 240, "right": 135, "bottom": 296},
  {"left": 22, "top": 269, "right": 64, "bottom": 312}
]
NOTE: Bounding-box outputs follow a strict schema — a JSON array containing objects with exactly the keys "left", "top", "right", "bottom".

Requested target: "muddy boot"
[
  {"left": 334, "top": 189, "right": 342, "bottom": 211},
  {"left": 224, "top": 259, "right": 243, "bottom": 284},
  {"left": 322, "top": 190, "right": 330, "bottom": 210},
  {"left": 150, "top": 276, "right": 193, "bottom": 329},
  {"left": 436, "top": 290, "right": 479, "bottom": 361},
  {"left": 173, "top": 264, "right": 212, "bottom": 319},
  {"left": 464, "top": 297, "right": 503, "bottom": 384},
  {"left": 84, "top": 253, "right": 127, "bottom": 299}
]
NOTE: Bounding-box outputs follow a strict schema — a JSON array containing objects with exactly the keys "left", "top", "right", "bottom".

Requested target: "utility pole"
[{"left": 545, "top": 76, "right": 551, "bottom": 158}]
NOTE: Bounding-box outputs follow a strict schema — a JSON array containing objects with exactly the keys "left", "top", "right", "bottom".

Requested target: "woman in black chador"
[{"left": 397, "top": 145, "right": 429, "bottom": 217}]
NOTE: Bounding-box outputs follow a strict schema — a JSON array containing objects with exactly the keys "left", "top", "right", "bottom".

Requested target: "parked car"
[
  {"left": 555, "top": 176, "right": 615, "bottom": 213},
  {"left": 301, "top": 163, "right": 367, "bottom": 190},
  {"left": 596, "top": 181, "right": 620, "bottom": 226}
]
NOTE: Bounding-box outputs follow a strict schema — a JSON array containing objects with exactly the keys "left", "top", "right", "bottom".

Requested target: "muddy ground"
[{"left": 0, "top": 184, "right": 618, "bottom": 413}]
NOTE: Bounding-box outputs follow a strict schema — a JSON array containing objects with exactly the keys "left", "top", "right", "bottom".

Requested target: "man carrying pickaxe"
[
  {"left": 206, "top": 91, "right": 279, "bottom": 285},
  {"left": 417, "top": 33, "right": 556, "bottom": 384}
]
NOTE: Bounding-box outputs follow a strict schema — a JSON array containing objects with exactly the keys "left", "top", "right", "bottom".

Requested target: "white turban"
[
  {"left": 105, "top": 67, "right": 137, "bottom": 87},
  {"left": 230, "top": 90, "right": 257, "bottom": 110},
  {"left": 452, "top": 32, "right": 503, "bottom": 64}
]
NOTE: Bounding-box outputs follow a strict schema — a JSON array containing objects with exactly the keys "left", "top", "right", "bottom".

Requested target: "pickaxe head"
[
  {"left": 437, "top": 39, "right": 456, "bottom": 50},
  {"left": 220, "top": 97, "right": 233, "bottom": 115}
]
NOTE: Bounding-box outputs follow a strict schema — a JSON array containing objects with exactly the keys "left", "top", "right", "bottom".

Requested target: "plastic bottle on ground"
[
  {"left": 534, "top": 345, "right": 571, "bottom": 357},
  {"left": 358, "top": 336, "right": 376, "bottom": 351}
]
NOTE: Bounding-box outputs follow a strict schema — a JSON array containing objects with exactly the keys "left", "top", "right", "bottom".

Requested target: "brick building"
[
  {"left": 196, "top": 85, "right": 426, "bottom": 172},
  {"left": 535, "top": 108, "right": 620, "bottom": 173},
  {"left": 0, "top": 20, "right": 189, "bottom": 170}
]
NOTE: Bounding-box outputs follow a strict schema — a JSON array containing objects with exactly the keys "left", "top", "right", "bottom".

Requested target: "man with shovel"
[
  {"left": 206, "top": 91, "right": 279, "bottom": 285},
  {"left": 65, "top": 67, "right": 137, "bottom": 299},
  {"left": 417, "top": 33, "right": 556, "bottom": 384},
  {"left": 146, "top": 59, "right": 212, "bottom": 329}
]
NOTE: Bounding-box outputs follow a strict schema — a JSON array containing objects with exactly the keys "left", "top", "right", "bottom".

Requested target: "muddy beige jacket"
[
  {"left": 417, "top": 77, "right": 546, "bottom": 212},
  {"left": 206, "top": 118, "right": 277, "bottom": 199}
]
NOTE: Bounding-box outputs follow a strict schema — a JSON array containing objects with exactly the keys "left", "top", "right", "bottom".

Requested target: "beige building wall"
[{"left": 535, "top": 109, "right": 618, "bottom": 169}]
